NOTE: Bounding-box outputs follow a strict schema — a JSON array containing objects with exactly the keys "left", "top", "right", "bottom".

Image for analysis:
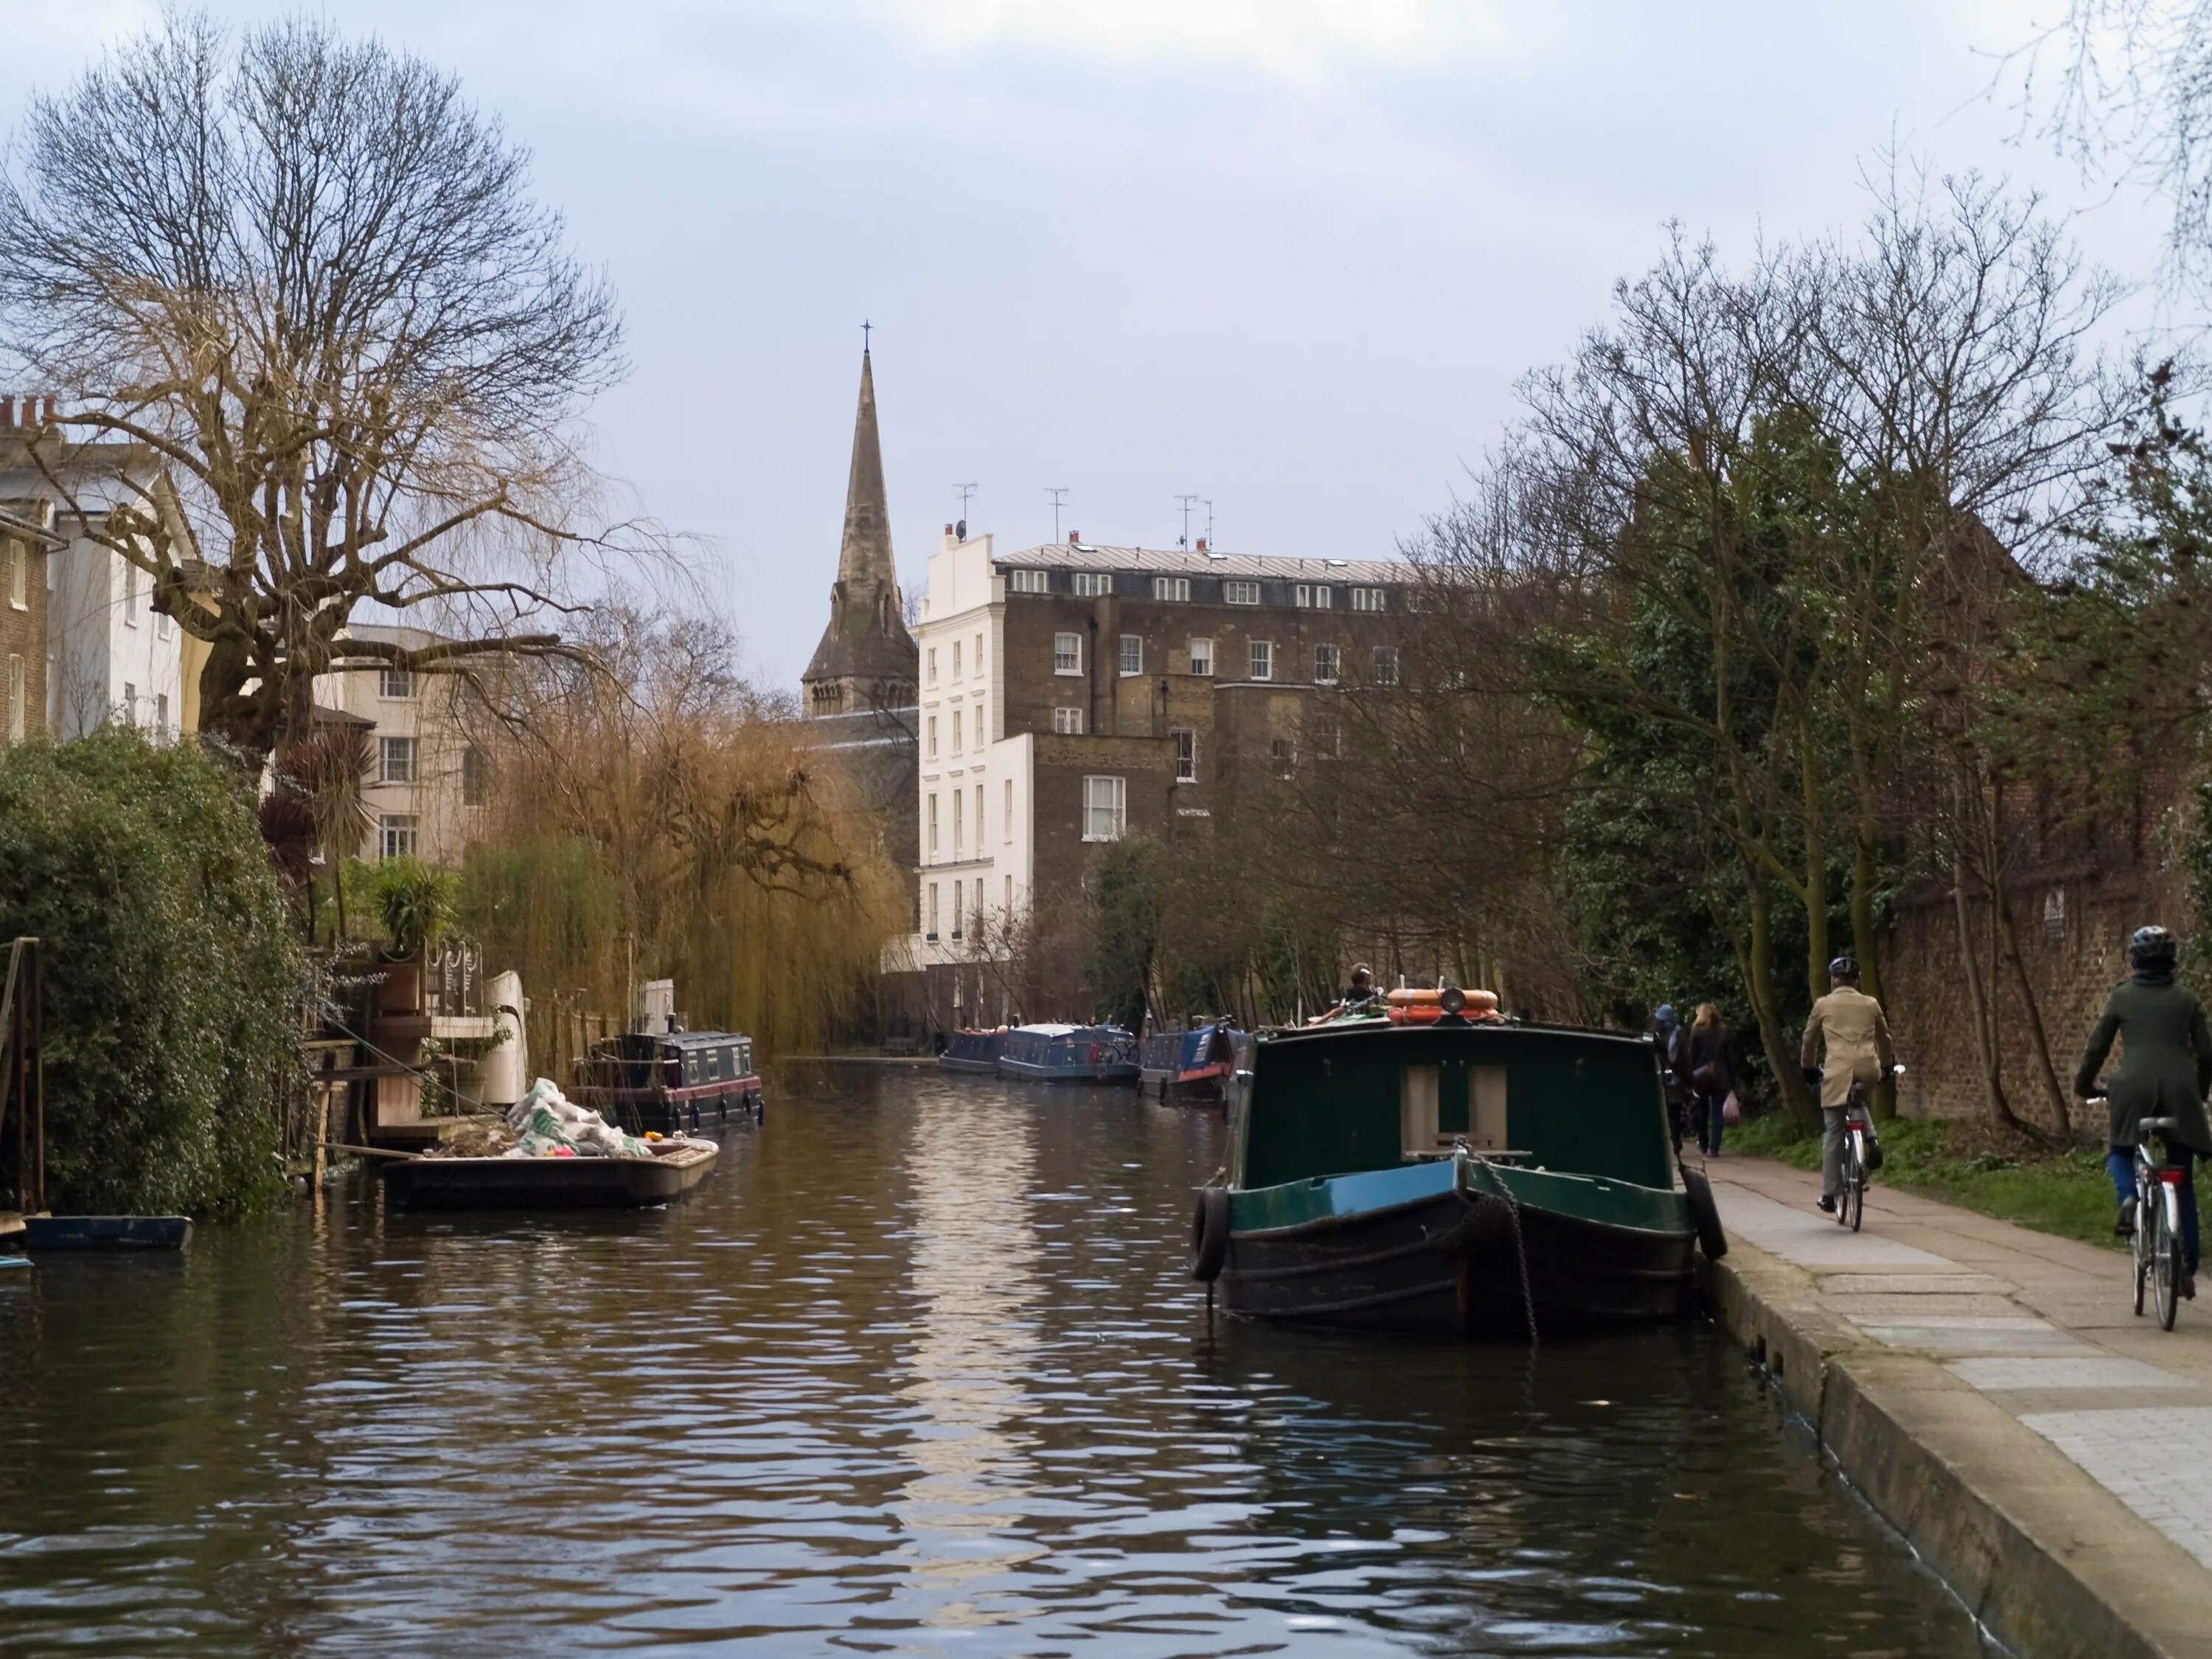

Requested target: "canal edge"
[{"left": 1697, "top": 1245, "right": 2212, "bottom": 1659}]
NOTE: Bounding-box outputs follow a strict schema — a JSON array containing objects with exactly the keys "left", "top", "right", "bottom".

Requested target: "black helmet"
[
  {"left": 2129, "top": 925, "right": 2178, "bottom": 973},
  {"left": 1827, "top": 956, "right": 1860, "bottom": 983}
]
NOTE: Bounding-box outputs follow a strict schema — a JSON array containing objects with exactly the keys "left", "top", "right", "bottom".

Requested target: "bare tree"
[
  {"left": 0, "top": 12, "right": 645, "bottom": 768},
  {"left": 2017, "top": 0, "right": 2212, "bottom": 292}
]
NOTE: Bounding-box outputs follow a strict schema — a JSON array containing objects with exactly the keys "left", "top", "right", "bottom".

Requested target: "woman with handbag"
[{"left": 1688, "top": 1004, "right": 1732, "bottom": 1156}]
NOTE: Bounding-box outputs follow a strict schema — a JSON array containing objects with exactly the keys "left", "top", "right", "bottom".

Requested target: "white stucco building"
[
  {"left": 313, "top": 624, "right": 487, "bottom": 867},
  {"left": 0, "top": 443, "right": 192, "bottom": 741}
]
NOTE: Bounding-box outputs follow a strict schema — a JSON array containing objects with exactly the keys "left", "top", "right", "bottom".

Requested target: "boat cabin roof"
[
  {"left": 1235, "top": 1019, "right": 1672, "bottom": 1193},
  {"left": 660, "top": 1030, "right": 750, "bottom": 1051}
]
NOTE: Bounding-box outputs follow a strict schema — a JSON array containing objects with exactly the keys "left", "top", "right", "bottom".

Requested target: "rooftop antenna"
[
  {"left": 1045, "top": 487, "right": 1068, "bottom": 543},
  {"left": 1204, "top": 499, "right": 1215, "bottom": 546},
  {"left": 1175, "top": 493, "right": 1199, "bottom": 549},
  {"left": 955, "top": 481, "right": 977, "bottom": 523}
]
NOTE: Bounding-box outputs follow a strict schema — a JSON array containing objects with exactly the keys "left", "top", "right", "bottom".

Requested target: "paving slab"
[
  {"left": 1820, "top": 1272, "right": 2013, "bottom": 1296},
  {"left": 2018, "top": 1407, "right": 2212, "bottom": 1571},
  {"left": 1700, "top": 1153, "right": 2212, "bottom": 1658},
  {"left": 1947, "top": 1357, "right": 2197, "bottom": 1391}
]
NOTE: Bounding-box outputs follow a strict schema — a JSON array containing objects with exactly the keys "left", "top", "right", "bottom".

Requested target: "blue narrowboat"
[
  {"left": 938, "top": 1027, "right": 1008, "bottom": 1075},
  {"left": 997, "top": 1023, "right": 1140, "bottom": 1085},
  {"left": 1138, "top": 1022, "right": 1240, "bottom": 1103}
]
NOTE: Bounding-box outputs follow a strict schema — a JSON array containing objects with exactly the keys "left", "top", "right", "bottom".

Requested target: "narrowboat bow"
[
  {"left": 1138, "top": 1022, "right": 1241, "bottom": 1103},
  {"left": 939, "top": 1027, "right": 1008, "bottom": 1075},
  {"left": 1189, "top": 1000, "right": 1726, "bottom": 1334}
]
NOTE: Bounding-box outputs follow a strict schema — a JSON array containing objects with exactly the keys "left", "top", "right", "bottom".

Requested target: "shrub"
[
  {"left": 372, "top": 855, "right": 459, "bottom": 960},
  {"left": 0, "top": 731, "right": 302, "bottom": 1217}
]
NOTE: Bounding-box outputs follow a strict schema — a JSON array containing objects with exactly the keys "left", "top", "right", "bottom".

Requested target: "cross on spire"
[{"left": 862, "top": 319, "right": 872, "bottom": 353}]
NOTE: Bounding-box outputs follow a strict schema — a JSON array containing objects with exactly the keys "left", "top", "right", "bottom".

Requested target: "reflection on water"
[
  {"left": 894, "top": 1097, "right": 1044, "bottom": 1618},
  {"left": 0, "top": 1070, "right": 1985, "bottom": 1656}
]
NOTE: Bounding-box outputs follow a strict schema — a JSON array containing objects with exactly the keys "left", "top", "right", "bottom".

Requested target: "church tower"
[{"left": 802, "top": 347, "right": 918, "bottom": 717}]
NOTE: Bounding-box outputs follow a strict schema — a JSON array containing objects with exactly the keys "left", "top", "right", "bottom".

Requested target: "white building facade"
[{"left": 312, "top": 625, "right": 486, "bottom": 867}]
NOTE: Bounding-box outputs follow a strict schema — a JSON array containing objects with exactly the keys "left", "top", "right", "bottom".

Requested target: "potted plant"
[{"left": 372, "top": 856, "right": 458, "bottom": 1015}]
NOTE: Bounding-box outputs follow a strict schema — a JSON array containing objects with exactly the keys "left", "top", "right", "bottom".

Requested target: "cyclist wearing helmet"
[
  {"left": 1801, "top": 956, "right": 1896, "bottom": 1215},
  {"left": 2074, "top": 925, "right": 2212, "bottom": 1298}
]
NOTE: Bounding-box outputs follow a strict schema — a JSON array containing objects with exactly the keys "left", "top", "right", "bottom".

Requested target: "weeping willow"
[{"left": 459, "top": 609, "right": 907, "bottom": 1062}]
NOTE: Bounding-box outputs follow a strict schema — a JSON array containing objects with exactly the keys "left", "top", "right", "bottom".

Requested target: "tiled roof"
[{"left": 992, "top": 543, "right": 1409, "bottom": 585}]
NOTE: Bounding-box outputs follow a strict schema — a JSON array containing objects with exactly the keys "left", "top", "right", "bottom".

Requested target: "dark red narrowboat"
[{"left": 572, "top": 1029, "right": 765, "bottom": 1135}]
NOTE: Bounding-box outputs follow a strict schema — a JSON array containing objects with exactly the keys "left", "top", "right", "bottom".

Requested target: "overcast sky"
[{"left": 1, "top": 1, "right": 2182, "bottom": 691}]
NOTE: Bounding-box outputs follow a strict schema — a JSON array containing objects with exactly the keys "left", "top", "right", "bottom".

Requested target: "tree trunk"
[
  {"left": 1740, "top": 874, "right": 1819, "bottom": 1131},
  {"left": 1952, "top": 858, "right": 2017, "bottom": 1126},
  {"left": 1992, "top": 872, "right": 2073, "bottom": 1138},
  {"left": 1850, "top": 818, "right": 1897, "bottom": 1121}
]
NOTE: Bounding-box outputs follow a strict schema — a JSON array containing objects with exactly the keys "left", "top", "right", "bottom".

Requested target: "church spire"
[
  {"left": 802, "top": 343, "right": 919, "bottom": 717},
  {"left": 837, "top": 348, "right": 895, "bottom": 591}
]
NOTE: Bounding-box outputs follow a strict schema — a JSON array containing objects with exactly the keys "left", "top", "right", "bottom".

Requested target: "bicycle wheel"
[
  {"left": 1847, "top": 1165, "right": 1864, "bottom": 1232},
  {"left": 2134, "top": 1191, "right": 2151, "bottom": 1318},
  {"left": 2154, "top": 1200, "right": 2181, "bottom": 1331},
  {"left": 1835, "top": 1141, "right": 1858, "bottom": 1228}
]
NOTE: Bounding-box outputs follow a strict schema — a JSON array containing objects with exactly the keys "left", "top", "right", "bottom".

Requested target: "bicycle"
[
  {"left": 2118, "top": 1107, "right": 2188, "bottom": 1332},
  {"left": 1832, "top": 1063, "right": 1902, "bottom": 1234}
]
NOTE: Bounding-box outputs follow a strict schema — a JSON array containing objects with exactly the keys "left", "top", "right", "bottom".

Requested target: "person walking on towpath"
[
  {"left": 1688, "top": 1004, "right": 1731, "bottom": 1157},
  {"left": 1801, "top": 958, "right": 1896, "bottom": 1215},
  {"left": 2074, "top": 924, "right": 2212, "bottom": 1301},
  {"left": 1653, "top": 1004, "right": 1689, "bottom": 1155}
]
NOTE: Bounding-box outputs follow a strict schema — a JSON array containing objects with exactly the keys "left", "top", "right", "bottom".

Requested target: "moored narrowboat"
[
  {"left": 938, "top": 1027, "right": 1008, "bottom": 1075},
  {"left": 572, "top": 1029, "right": 765, "bottom": 1135},
  {"left": 1189, "top": 994, "right": 1726, "bottom": 1335},
  {"left": 997, "top": 1023, "right": 1140, "bottom": 1084},
  {"left": 1138, "top": 1022, "right": 1240, "bottom": 1103}
]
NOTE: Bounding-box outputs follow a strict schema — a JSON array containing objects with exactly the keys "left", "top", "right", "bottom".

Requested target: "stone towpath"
[{"left": 1705, "top": 1154, "right": 2212, "bottom": 1655}]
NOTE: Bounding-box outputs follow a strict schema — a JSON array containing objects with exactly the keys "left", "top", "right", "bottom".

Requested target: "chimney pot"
[
  {"left": 944, "top": 522, "right": 954, "bottom": 535},
  {"left": 1068, "top": 530, "right": 1080, "bottom": 545},
  {"left": 1196, "top": 538, "right": 1206, "bottom": 552},
  {"left": 41, "top": 395, "right": 55, "bottom": 424},
  {"left": 1, "top": 396, "right": 13, "bottom": 428}
]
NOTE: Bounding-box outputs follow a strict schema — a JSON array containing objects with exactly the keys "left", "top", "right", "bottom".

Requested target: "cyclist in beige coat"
[{"left": 1800, "top": 957, "right": 1897, "bottom": 1214}]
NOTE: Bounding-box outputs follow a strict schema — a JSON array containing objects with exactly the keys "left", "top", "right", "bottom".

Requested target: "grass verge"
[{"left": 1722, "top": 1111, "right": 2211, "bottom": 1252}]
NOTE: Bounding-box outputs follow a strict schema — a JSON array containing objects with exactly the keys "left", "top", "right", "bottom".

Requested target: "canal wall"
[{"left": 1697, "top": 1172, "right": 2212, "bottom": 1659}]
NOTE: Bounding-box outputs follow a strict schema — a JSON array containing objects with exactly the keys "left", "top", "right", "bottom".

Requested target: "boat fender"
[
  {"left": 1681, "top": 1166, "right": 1728, "bottom": 1260},
  {"left": 1189, "top": 1186, "right": 1231, "bottom": 1282}
]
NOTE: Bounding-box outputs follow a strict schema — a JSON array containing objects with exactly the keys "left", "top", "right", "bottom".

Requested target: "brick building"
[
  {"left": 908, "top": 531, "right": 1408, "bottom": 1026},
  {"left": 0, "top": 503, "right": 58, "bottom": 744}
]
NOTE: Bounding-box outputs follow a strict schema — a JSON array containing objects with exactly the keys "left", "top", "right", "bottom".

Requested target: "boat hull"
[
  {"left": 998, "top": 1057, "right": 1141, "bottom": 1083},
  {"left": 1220, "top": 1163, "right": 1694, "bottom": 1334},
  {"left": 383, "top": 1144, "right": 718, "bottom": 1212},
  {"left": 571, "top": 1077, "right": 762, "bottom": 1135},
  {"left": 24, "top": 1216, "right": 193, "bottom": 1251}
]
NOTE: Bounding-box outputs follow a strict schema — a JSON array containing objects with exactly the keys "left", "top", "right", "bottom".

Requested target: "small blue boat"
[
  {"left": 24, "top": 1215, "right": 193, "bottom": 1251},
  {"left": 997, "top": 1023, "right": 1140, "bottom": 1085},
  {"left": 938, "top": 1027, "right": 1008, "bottom": 1075},
  {"left": 1138, "top": 1022, "right": 1240, "bottom": 1103}
]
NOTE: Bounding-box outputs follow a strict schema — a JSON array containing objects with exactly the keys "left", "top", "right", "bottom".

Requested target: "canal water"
[{"left": 0, "top": 1069, "right": 1989, "bottom": 1657}]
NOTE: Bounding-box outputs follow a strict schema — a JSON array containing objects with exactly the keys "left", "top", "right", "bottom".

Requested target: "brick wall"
[
  {"left": 1879, "top": 791, "right": 2189, "bottom": 1132},
  {"left": 0, "top": 529, "right": 48, "bottom": 741}
]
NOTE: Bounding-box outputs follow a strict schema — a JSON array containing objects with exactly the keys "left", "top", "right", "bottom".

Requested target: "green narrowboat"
[{"left": 1189, "top": 1004, "right": 1727, "bottom": 1334}]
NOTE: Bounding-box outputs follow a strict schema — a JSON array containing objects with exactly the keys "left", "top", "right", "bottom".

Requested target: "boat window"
[
  {"left": 703, "top": 1047, "right": 721, "bottom": 1081},
  {"left": 686, "top": 1051, "right": 702, "bottom": 1085},
  {"left": 1401, "top": 1064, "right": 1440, "bottom": 1155},
  {"left": 721, "top": 1046, "right": 736, "bottom": 1079}
]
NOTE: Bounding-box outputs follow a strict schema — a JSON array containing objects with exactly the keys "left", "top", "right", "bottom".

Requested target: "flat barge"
[{"left": 383, "top": 1141, "right": 718, "bottom": 1211}]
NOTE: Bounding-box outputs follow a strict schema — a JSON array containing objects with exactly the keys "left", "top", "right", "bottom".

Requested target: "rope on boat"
[{"left": 1469, "top": 1150, "right": 1537, "bottom": 1349}]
